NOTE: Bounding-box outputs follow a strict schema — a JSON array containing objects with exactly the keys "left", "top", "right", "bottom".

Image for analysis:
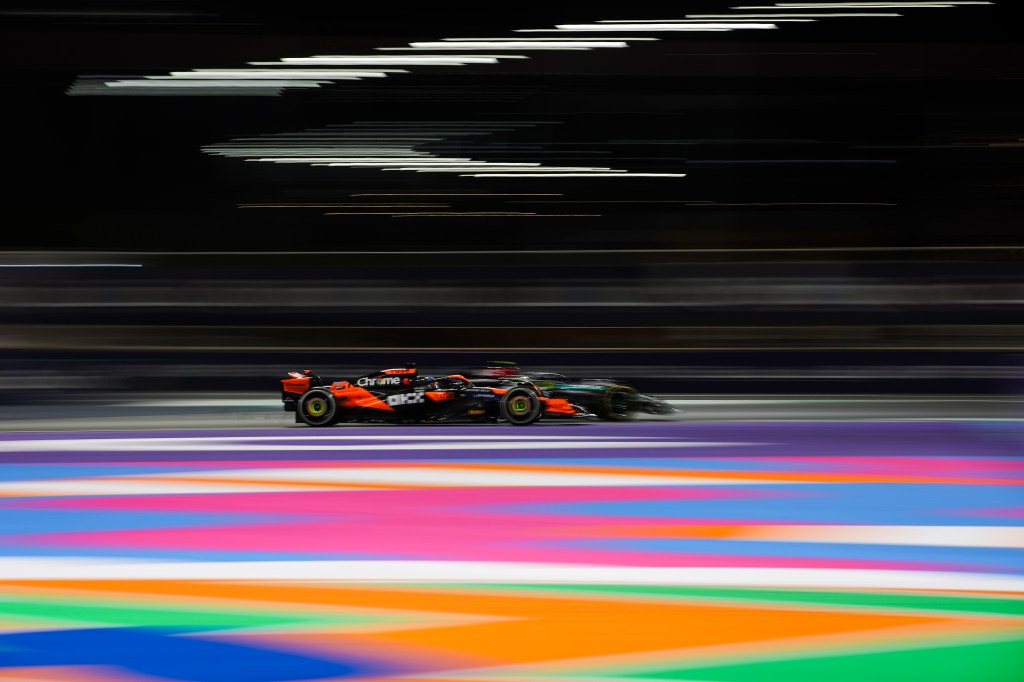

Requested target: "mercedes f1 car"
[
  {"left": 465, "top": 361, "right": 679, "bottom": 421},
  {"left": 281, "top": 364, "right": 594, "bottom": 426}
]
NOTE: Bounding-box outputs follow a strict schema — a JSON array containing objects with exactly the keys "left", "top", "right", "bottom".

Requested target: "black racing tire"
[
  {"left": 499, "top": 387, "right": 543, "bottom": 425},
  {"left": 297, "top": 388, "right": 337, "bottom": 426},
  {"left": 596, "top": 385, "right": 640, "bottom": 421}
]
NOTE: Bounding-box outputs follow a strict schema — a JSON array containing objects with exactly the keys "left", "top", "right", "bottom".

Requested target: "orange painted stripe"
[{"left": 0, "top": 581, "right": 966, "bottom": 664}]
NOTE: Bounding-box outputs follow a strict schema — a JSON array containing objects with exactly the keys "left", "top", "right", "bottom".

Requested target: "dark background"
[{"left": 1, "top": 1, "right": 1021, "bottom": 396}]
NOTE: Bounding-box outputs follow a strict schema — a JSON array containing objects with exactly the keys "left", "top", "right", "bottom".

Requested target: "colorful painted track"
[{"left": 0, "top": 420, "right": 1022, "bottom": 682}]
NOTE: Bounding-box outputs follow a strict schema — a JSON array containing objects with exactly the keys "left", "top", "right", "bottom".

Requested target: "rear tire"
[
  {"left": 499, "top": 387, "right": 542, "bottom": 425},
  {"left": 596, "top": 385, "right": 639, "bottom": 421},
  {"left": 297, "top": 388, "right": 336, "bottom": 426}
]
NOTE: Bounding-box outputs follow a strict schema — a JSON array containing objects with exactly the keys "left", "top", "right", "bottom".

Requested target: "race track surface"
[{"left": 0, "top": 420, "right": 1022, "bottom": 682}]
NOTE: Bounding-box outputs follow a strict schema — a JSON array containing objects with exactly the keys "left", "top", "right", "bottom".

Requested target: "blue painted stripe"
[
  {"left": 493, "top": 484, "right": 1024, "bottom": 526},
  {"left": 556, "top": 537, "right": 1024, "bottom": 574}
]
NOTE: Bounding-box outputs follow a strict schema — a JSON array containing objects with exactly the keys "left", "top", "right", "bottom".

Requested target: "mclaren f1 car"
[
  {"left": 281, "top": 364, "right": 594, "bottom": 426},
  {"left": 464, "top": 361, "right": 679, "bottom": 421}
]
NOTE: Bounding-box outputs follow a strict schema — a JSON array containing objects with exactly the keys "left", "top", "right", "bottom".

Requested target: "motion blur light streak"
[
  {"left": 204, "top": 122, "right": 686, "bottom": 179},
  {"left": 598, "top": 18, "right": 822, "bottom": 22},
  {"left": 547, "top": 23, "right": 781, "bottom": 30},
  {"left": 442, "top": 37, "right": 663, "bottom": 40},
  {"left": 63, "top": 4, "right": 983, "bottom": 96},
  {"left": 379, "top": 42, "right": 632, "bottom": 51},
  {"left": 351, "top": 193, "right": 564, "bottom": 196},
  {"left": 0, "top": 264, "right": 143, "bottom": 268},
  {"left": 768, "top": 1, "right": 994, "bottom": 5},
  {"left": 465, "top": 173, "right": 689, "bottom": 177},
  {"left": 685, "top": 12, "right": 903, "bottom": 16}
]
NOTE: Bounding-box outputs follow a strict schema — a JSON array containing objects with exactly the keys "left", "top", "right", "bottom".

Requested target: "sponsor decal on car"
[
  {"left": 357, "top": 376, "right": 402, "bottom": 387},
  {"left": 386, "top": 392, "right": 425, "bottom": 406}
]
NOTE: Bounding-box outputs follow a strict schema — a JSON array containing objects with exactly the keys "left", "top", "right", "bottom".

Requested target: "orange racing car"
[{"left": 281, "top": 363, "right": 593, "bottom": 426}]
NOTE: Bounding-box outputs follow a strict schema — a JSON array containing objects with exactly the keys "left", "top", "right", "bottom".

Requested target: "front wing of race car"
[{"left": 463, "top": 364, "right": 678, "bottom": 421}]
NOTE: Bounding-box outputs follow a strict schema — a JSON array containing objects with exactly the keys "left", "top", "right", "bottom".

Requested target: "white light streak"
[
  {"left": 308, "top": 54, "right": 530, "bottom": 59},
  {"left": 16, "top": 245, "right": 1020, "bottom": 256},
  {"left": 393, "top": 41, "right": 633, "bottom": 48},
  {"left": 516, "top": 26, "right": 743, "bottom": 32},
  {"left": 323, "top": 162, "right": 543, "bottom": 167},
  {"left": 388, "top": 166, "right": 622, "bottom": 173},
  {"left": 747, "top": 1, "right": 988, "bottom": 5},
  {"left": 325, "top": 210, "right": 539, "bottom": 214},
  {"left": 389, "top": 213, "right": 600, "bottom": 217},
  {"left": 736, "top": 2, "right": 953, "bottom": 6},
  {"left": 240, "top": 204, "right": 449, "bottom": 208},
  {"left": 188, "top": 68, "right": 409, "bottom": 73},
  {"left": 351, "top": 193, "right": 565, "bottom": 196},
  {"left": 556, "top": 22, "right": 778, "bottom": 29},
  {"left": 253, "top": 157, "right": 471, "bottom": 163},
  {"left": 377, "top": 47, "right": 595, "bottom": 51},
  {"left": 246, "top": 57, "right": 524, "bottom": 66},
  {"left": 0, "top": 264, "right": 143, "bottom": 268},
  {"left": 243, "top": 61, "right": 471, "bottom": 67},
  {"left": 105, "top": 80, "right": 329, "bottom": 88},
  {"left": 685, "top": 11, "right": 901, "bottom": 16},
  {"left": 158, "top": 70, "right": 400, "bottom": 78},
  {"left": 466, "top": 173, "right": 688, "bottom": 177},
  {"left": 442, "top": 36, "right": 661, "bottom": 41},
  {"left": 204, "top": 121, "right": 687, "bottom": 180},
  {"left": 597, "top": 18, "right": 819, "bottom": 22},
  {"left": 269, "top": 55, "right": 527, "bottom": 63},
  {"left": 147, "top": 75, "right": 367, "bottom": 80}
]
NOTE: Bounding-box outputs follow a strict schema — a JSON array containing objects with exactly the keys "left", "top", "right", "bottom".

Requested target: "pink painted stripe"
[
  {"left": 8, "top": 486, "right": 770, "bottom": 513},
  {"left": 21, "top": 521, "right": 949, "bottom": 572}
]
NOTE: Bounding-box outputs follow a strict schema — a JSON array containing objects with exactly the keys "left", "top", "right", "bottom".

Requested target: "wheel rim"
[
  {"left": 604, "top": 386, "right": 638, "bottom": 420},
  {"left": 610, "top": 391, "right": 630, "bottom": 415},
  {"left": 510, "top": 397, "right": 531, "bottom": 414},
  {"left": 307, "top": 398, "right": 327, "bottom": 416}
]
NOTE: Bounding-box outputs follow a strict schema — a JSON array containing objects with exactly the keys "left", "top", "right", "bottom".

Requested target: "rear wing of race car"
[{"left": 281, "top": 369, "right": 326, "bottom": 411}]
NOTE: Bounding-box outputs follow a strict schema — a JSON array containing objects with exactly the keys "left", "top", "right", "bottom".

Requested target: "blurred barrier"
[
  {"left": 1, "top": 253, "right": 1020, "bottom": 397},
  {"left": 0, "top": 350, "right": 1021, "bottom": 397}
]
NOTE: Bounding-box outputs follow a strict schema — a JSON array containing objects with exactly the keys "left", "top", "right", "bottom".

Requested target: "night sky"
[{"left": 3, "top": 2, "right": 1018, "bottom": 253}]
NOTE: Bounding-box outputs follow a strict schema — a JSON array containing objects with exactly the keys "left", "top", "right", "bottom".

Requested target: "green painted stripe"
[
  {"left": 457, "top": 583, "right": 1024, "bottom": 617},
  {"left": 0, "top": 596, "right": 377, "bottom": 631},
  {"left": 634, "top": 636, "right": 1024, "bottom": 682}
]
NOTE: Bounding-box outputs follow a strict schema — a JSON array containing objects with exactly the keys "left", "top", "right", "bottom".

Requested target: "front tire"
[
  {"left": 596, "top": 385, "right": 640, "bottom": 421},
  {"left": 297, "top": 388, "right": 337, "bottom": 426},
  {"left": 499, "top": 387, "right": 542, "bottom": 425}
]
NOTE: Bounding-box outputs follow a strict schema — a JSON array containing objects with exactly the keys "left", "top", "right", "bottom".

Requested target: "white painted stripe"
[
  {"left": 0, "top": 480, "right": 370, "bottom": 497},
  {"left": 0, "top": 439, "right": 750, "bottom": 453},
  {"left": 746, "top": 525, "right": 1024, "bottom": 549},
  {"left": 135, "top": 465, "right": 791, "bottom": 487},
  {"left": 0, "top": 559, "right": 1019, "bottom": 591},
  {"left": 0, "top": 465, "right": 790, "bottom": 496},
  {"left": 0, "top": 434, "right": 663, "bottom": 450}
]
